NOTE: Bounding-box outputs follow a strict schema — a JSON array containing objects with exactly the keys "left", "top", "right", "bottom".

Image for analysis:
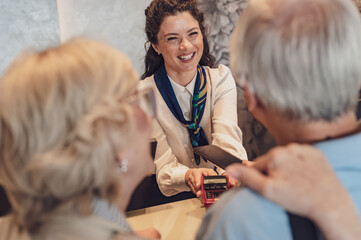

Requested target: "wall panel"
[
  {"left": 0, "top": 0, "right": 60, "bottom": 75},
  {"left": 57, "top": 0, "right": 150, "bottom": 75}
]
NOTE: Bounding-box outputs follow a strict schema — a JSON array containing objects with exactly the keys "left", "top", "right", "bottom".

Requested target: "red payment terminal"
[{"left": 201, "top": 175, "right": 230, "bottom": 208}]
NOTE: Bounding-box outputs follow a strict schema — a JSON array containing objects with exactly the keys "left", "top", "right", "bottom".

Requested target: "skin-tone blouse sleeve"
[
  {"left": 151, "top": 118, "right": 191, "bottom": 196},
  {"left": 210, "top": 64, "right": 248, "bottom": 161}
]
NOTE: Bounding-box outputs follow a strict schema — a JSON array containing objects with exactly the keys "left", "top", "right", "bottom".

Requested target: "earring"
[{"left": 118, "top": 159, "right": 128, "bottom": 173}]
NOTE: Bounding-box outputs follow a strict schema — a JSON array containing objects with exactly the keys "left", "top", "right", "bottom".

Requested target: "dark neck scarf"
[{"left": 154, "top": 64, "right": 209, "bottom": 165}]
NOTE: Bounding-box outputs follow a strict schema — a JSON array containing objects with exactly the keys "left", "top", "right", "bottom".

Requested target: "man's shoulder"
[
  {"left": 315, "top": 131, "right": 361, "bottom": 158},
  {"left": 315, "top": 131, "right": 361, "bottom": 218},
  {"left": 314, "top": 131, "right": 361, "bottom": 183},
  {"left": 196, "top": 187, "right": 293, "bottom": 240},
  {"left": 211, "top": 187, "right": 286, "bottom": 221}
]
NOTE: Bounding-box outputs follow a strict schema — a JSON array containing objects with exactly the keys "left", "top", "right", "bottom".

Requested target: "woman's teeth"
[{"left": 179, "top": 53, "right": 194, "bottom": 60}]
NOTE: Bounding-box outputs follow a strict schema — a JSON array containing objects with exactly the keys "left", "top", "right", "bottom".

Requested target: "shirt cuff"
[{"left": 170, "top": 166, "right": 190, "bottom": 192}]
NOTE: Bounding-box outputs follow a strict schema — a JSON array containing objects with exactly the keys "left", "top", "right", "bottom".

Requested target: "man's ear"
[
  {"left": 243, "top": 82, "right": 258, "bottom": 113},
  {"left": 243, "top": 82, "right": 271, "bottom": 130},
  {"left": 152, "top": 43, "right": 160, "bottom": 55}
]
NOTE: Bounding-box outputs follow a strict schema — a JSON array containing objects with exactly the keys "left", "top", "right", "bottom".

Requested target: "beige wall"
[
  {"left": 0, "top": 0, "right": 150, "bottom": 76},
  {"left": 0, "top": 0, "right": 60, "bottom": 76},
  {"left": 57, "top": 0, "right": 150, "bottom": 75}
]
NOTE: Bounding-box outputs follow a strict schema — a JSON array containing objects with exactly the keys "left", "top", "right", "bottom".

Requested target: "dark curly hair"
[{"left": 141, "top": 0, "right": 215, "bottom": 79}]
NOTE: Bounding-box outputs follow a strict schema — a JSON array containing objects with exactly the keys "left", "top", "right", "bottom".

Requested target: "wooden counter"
[{"left": 127, "top": 198, "right": 206, "bottom": 240}]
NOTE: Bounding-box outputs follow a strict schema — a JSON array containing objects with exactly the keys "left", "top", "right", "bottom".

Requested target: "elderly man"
[{"left": 196, "top": 0, "right": 361, "bottom": 239}]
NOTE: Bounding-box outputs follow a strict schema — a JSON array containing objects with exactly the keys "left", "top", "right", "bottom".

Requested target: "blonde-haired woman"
[{"left": 0, "top": 39, "right": 160, "bottom": 240}]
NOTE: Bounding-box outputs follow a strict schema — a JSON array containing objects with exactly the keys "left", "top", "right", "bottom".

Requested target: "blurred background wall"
[
  {"left": 0, "top": 0, "right": 60, "bottom": 76},
  {"left": 57, "top": 0, "right": 150, "bottom": 75},
  {"left": 0, "top": 0, "right": 150, "bottom": 77}
]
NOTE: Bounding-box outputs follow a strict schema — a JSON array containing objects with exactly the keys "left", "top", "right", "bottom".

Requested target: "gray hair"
[{"left": 230, "top": 0, "right": 361, "bottom": 121}]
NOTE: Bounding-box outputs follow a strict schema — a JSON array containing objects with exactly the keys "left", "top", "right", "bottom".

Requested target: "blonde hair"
[{"left": 0, "top": 39, "right": 138, "bottom": 231}]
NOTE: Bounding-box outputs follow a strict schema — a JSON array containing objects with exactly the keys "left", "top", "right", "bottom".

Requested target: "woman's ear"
[
  {"left": 115, "top": 153, "right": 129, "bottom": 173},
  {"left": 151, "top": 43, "right": 160, "bottom": 55},
  {"left": 115, "top": 154, "right": 123, "bottom": 168}
]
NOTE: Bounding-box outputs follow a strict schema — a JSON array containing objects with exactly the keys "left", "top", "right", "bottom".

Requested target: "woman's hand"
[
  {"left": 185, "top": 168, "right": 217, "bottom": 197},
  {"left": 136, "top": 228, "right": 161, "bottom": 239},
  {"left": 220, "top": 172, "right": 240, "bottom": 188}
]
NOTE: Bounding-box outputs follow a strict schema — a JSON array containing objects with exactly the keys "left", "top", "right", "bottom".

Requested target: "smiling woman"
[
  {"left": 151, "top": 11, "right": 204, "bottom": 85},
  {"left": 140, "top": 0, "right": 248, "bottom": 198}
]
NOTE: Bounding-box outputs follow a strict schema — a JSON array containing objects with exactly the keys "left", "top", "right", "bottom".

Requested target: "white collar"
[{"left": 168, "top": 73, "right": 197, "bottom": 96}]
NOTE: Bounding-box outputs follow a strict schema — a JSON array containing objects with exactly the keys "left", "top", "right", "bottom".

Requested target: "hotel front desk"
[{"left": 127, "top": 198, "right": 206, "bottom": 240}]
